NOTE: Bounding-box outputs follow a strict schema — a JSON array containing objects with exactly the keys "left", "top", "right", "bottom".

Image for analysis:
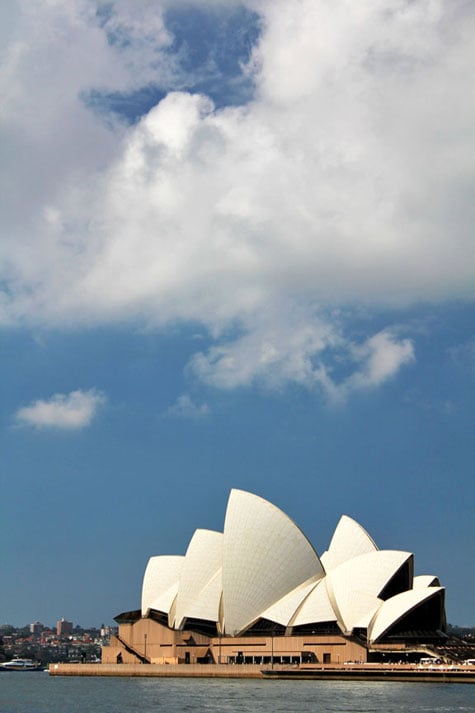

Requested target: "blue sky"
[{"left": 1, "top": 1, "right": 474, "bottom": 629}]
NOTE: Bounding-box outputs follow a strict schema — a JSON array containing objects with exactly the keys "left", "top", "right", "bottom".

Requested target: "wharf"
[{"left": 48, "top": 662, "right": 475, "bottom": 682}]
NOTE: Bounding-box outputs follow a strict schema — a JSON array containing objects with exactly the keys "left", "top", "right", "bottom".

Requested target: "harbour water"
[{"left": 1, "top": 675, "right": 475, "bottom": 713}]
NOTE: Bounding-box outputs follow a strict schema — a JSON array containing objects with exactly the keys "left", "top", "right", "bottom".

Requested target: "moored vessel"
[{"left": 0, "top": 658, "right": 45, "bottom": 671}]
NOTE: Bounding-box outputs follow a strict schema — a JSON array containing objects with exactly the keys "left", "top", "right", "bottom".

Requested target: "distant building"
[
  {"left": 100, "top": 625, "right": 115, "bottom": 638},
  {"left": 104, "top": 489, "right": 447, "bottom": 665},
  {"left": 57, "top": 618, "right": 73, "bottom": 637},
  {"left": 30, "top": 621, "right": 43, "bottom": 635}
]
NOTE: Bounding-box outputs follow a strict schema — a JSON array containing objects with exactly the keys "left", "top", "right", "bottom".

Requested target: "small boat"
[{"left": 0, "top": 658, "right": 45, "bottom": 671}]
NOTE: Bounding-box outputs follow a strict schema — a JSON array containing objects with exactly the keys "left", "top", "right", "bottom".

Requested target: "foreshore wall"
[
  {"left": 49, "top": 663, "right": 264, "bottom": 678},
  {"left": 48, "top": 662, "right": 475, "bottom": 682}
]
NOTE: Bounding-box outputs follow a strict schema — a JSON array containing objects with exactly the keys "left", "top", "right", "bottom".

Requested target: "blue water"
[{"left": 1, "top": 675, "right": 475, "bottom": 713}]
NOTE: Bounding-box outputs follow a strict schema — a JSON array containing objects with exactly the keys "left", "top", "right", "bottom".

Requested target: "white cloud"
[
  {"left": 1, "top": 0, "right": 474, "bottom": 393},
  {"left": 190, "top": 313, "right": 414, "bottom": 399},
  {"left": 15, "top": 389, "right": 106, "bottom": 430},
  {"left": 343, "top": 330, "right": 415, "bottom": 395},
  {"left": 166, "top": 394, "right": 210, "bottom": 419},
  {"left": 189, "top": 304, "right": 339, "bottom": 390}
]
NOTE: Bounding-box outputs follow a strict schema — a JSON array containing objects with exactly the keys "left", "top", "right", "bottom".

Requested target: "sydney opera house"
[{"left": 103, "top": 489, "right": 446, "bottom": 665}]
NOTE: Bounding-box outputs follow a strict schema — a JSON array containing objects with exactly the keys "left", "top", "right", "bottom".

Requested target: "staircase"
[{"left": 116, "top": 634, "right": 150, "bottom": 664}]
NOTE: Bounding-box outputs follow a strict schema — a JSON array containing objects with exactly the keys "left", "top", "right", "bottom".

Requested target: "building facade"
[{"left": 57, "top": 618, "right": 73, "bottom": 637}]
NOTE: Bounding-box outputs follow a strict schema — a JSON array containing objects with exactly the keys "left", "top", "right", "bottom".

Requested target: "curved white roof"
[
  {"left": 139, "top": 489, "right": 445, "bottom": 643},
  {"left": 352, "top": 598, "right": 383, "bottom": 629},
  {"left": 413, "top": 575, "right": 440, "bottom": 588},
  {"left": 174, "top": 529, "right": 223, "bottom": 628},
  {"left": 326, "top": 550, "right": 412, "bottom": 633},
  {"left": 368, "top": 586, "right": 444, "bottom": 643},
  {"left": 184, "top": 567, "right": 222, "bottom": 624},
  {"left": 222, "top": 489, "right": 324, "bottom": 635},
  {"left": 141, "top": 555, "right": 184, "bottom": 617},
  {"left": 260, "top": 577, "right": 320, "bottom": 627},
  {"left": 321, "top": 515, "right": 378, "bottom": 572},
  {"left": 291, "top": 579, "right": 337, "bottom": 626}
]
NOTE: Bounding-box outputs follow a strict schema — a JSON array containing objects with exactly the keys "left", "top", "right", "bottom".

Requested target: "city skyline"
[{"left": 1, "top": 1, "right": 474, "bottom": 629}]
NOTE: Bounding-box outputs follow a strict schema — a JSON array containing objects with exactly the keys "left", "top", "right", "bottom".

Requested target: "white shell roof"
[
  {"left": 141, "top": 555, "right": 184, "bottom": 617},
  {"left": 326, "top": 550, "right": 412, "bottom": 633},
  {"left": 260, "top": 577, "right": 320, "bottom": 627},
  {"left": 352, "top": 599, "right": 383, "bottom": 629},
  {"left": 368, "top": 586, "right": 444, "bottom": 643},
  {"left": 139, "top": 489, "right": 444, "bottom": 642},
  {"left": 413, "top": 575, "right": 440, "bottom": 588},
  {"left": 222, "top": 489, "right": 324, "bottom": 635},
  {"left": 291, "top": 579, "right": 337, "bottom": 626},
  {"left": 174, "top": 529, "right": 223, "bottom": 628},
  {"left": 184, "top": 567, "right": 222, "bottom": 623},
  {"left": 321, "top": 515, "right": 378, "bottom": 572}
]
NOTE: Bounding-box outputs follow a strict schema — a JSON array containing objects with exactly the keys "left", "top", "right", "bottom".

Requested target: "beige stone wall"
[
  {"left": 209, "top": 633, "right": 366, "bottom": 664},
  {"left": 102, "top": 636, "right": 130, "bottom": 664},
  {"left": 51, "top": 663, "right": 265, "bottom": 677},
  {"left": 103, "top": 619, "right": 212, "bottom": 664},
  {"left": 103, "top": 618, "right": 367, "bottom": 666}
]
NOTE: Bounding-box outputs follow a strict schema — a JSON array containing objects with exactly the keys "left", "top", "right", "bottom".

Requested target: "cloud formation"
[
  {"left": 166, "top": 394, "right": 210, "bottom": 419},
  {"left": 15, "top": 389, "right": 106, "bottom": 430},
  {"left": 344, "top": 330, "right": 415, "bottom": 394},
  {"left": 191, "top": 317, "right": 414, "bottom": 400},
  {"left": 1, "top": 0, "right": 474, "bottom": 394}
]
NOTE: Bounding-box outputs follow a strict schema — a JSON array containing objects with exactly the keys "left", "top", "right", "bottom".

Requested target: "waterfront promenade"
[{"left": 49, "top": 662, "right": 475, "bottom": 682}]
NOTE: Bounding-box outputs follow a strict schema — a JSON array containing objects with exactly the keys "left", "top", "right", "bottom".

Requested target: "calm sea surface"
[{"left": 1, "top": 675, "right": 475, "bottom": 713}]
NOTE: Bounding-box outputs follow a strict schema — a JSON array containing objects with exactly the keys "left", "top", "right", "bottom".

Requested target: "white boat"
[{"left": 0, "top": 658, "right": 45, "bottom": 671}]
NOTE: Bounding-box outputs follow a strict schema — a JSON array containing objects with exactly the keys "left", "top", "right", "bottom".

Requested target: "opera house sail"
[{"left": 105, "top": 489, "right": 446, "bottom": 665}]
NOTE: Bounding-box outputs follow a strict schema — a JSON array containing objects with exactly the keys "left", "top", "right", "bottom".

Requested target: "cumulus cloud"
[
  {"left": 15, "top": 389, "right": 106, "bottom": 430},
  {"left": 189, "top": 304, "right": 339, "bottom": 390},
  {"left": 1, "top": 0, "right": 474, "bottom": 393},
  {"left": 166, "top": 394, "right": 210, "bottom": 419},
  {"left": 343, "top": 330, "right": 415, "bottom": 395},
  {"left": 190, "top": 312, "right": 414, "bottom": 400}
]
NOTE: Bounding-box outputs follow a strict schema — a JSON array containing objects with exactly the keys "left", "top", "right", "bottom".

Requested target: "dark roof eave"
[{"left": 114, "top": 609, "right": 142, "bottom": 624}]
